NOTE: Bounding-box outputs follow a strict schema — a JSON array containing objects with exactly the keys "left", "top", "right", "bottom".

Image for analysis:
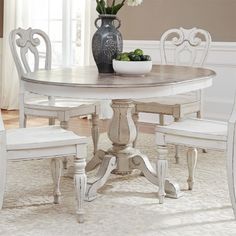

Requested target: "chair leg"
[
  {"left": 49, "top": 118, "right": 56, "bottom": 126},
  {"left": 19, "top": 114, "right": 27, "bottom": 128},
  {"left": 196, "top": 111, "right": 201, "bottom": 119},
  {"left": 0, "top": 157, "right": 6, "bottom": 210},
  {"left": 74, "top": 147, "right": 87, "bottom": 223},
  {"left": 174, "top": 117, "right": 181, "bottom": 164},
  {"left": 227, "top": 147, "right": 236, "bottom": 218},
  {"left": 196, "top": 111, "right": 207, "bottom": 153},
  {"left": 159, "top": 114, "right": 164, "bottom": 126},
  {"left": 91, "top": 113, "right": 99, "bottom": 155},
  {"left": 48, "top": 96, "right": 56, "bottom": 125},
  {"left": 60, "top": 121, "right": 69, "bottom": 170},
  {"left": 132, "top": 111, "right": 139, "bottom": 148},
  {"left": 187, "top": 148, "right": 198, "bottom": 190},
  {"left": 156, "top": 145, "right": 168, "bottom": 204},
  {"left": 51, "top": 158, "right": 62, "bottom": 204},
  {"left": 19, "top": 90, "right": 27, "bottom": 128},
  {"left": 175, "top": 146, "right": 180, "bottom": 164}
]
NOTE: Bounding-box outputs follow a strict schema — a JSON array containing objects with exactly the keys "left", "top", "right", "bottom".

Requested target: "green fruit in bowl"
[
  {"left": 115, "top": 49, "right": 151, "bottom": 62},
  {"left": 120, "top": 56, "right": 130, "bottom": 61},
  {"left": 121, "top": 52, "right": 129, "bottom": 57},
  {"left": 128, "top": 52, "right": 135, "bottom": 58},
  {"left": 141, "top": 55, "right": 152, "bottom": 61},
  {"left": 134, "top": 48, "right": 143, "bottom": 56},
  {"left": 129, "top": 54, "right": 141, "bottom": 61}
]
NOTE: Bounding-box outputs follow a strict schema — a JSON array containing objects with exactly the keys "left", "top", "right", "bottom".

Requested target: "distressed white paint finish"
[
  {"left": 155, "top": 96, "right": 236, "bottom": 216},
  {"left": 9, "top": 28, "right": 99, "bottom": 156},
  {"left": 86, "top": 155, "right": 117, "bottom": 201},
  {"left": 21, "top": 64, "right": 215, "bottom": 202},
  {"left": 51, "top": 158, "right": 62, "bottom": 204},
  {"left": 187, "top": 148, "right": 198, "bottom": 190},
  {"left": 133, "top": 28, "right": 211, "bottom": 162},
  {"left": 74, "top": 145, "right": 87, "bottom": 223},
  {"left": 0, "top": 112, "right": 88, "bottom": 223},
  {"left": 160, "top": 27, "right": 211, "bottom": 66},
  {"left": 156, "top": 146, "right": 168, "bottom": 204}
]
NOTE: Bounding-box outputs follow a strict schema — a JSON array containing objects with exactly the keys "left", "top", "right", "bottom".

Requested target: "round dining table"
[{"left": 22, "top": 65, "right": 216, "bottom": 203}]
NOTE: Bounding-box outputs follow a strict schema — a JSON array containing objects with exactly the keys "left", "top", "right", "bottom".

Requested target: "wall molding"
[
  {"left": 124, "top": 40, "right": 236, "bottom": 68},
  {"left": 123, "top": 40, "right": 236, "bottom": 122}
]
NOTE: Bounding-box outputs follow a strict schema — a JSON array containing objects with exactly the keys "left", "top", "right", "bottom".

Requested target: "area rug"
[{"left": 1, "top": 133, "right": 236, "bottom": 236}]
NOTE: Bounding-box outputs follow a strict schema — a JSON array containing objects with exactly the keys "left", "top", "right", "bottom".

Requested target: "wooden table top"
[{"left": 22, "top": 65, "right": 216, "bottom": 88}]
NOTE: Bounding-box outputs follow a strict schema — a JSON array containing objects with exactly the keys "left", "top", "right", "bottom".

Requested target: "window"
[{"left": 30, "top": 0, "right": 86, "bottom": 67}]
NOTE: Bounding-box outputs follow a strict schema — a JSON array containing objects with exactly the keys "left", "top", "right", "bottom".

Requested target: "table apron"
[{"left": 21, "top": 78, "right": 212, "bottom": 100}]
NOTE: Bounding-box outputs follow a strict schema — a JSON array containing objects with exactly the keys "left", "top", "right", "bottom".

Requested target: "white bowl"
[{"left": 112, "top": 59, "right": 152, "bottom": 75}]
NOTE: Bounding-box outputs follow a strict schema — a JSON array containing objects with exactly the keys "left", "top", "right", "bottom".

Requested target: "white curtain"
[
  {"left": 0, "top": 0, "right": 112, "bottom": 118},
  {"left": 0, "top": 0, "right": 30, "bottom": 109}
]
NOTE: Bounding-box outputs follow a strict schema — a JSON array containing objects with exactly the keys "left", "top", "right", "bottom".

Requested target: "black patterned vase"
[{"left": 92, "top": 14, "right": 123, "bottom": 73}]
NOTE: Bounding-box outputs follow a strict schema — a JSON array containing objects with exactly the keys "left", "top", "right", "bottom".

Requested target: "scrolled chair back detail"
[
  {"left": 9, "top": 28, "right": 52, "bottom": 78},
  {"left": 160, "top": 27, "right": 212, "bottom": 67}
]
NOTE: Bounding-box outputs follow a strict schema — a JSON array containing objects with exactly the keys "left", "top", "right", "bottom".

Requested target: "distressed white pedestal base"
[{"left": 85, "top": 99, "right": 182, "bottom": 202}]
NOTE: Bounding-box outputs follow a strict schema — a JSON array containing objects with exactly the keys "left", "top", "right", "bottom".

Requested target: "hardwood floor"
[{"left": 1, "top": 109, "right": 155, "bottom": 136}]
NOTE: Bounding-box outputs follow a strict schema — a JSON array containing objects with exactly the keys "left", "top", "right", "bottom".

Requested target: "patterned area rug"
[{"left": 1, "top": 133, "right": 236, "bottom": 236}]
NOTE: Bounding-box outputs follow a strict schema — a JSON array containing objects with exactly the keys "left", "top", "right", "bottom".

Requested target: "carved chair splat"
[
  {"left": 9, "top": 28, "right": 100, "bottom": 169},
  {"left": 133, "top": 27, "right": 211, "bottom": 163}
]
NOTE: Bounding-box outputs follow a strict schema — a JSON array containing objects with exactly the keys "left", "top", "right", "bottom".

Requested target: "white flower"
[{"left": 127, "top": 0, "right": 143, "bottom": 7}]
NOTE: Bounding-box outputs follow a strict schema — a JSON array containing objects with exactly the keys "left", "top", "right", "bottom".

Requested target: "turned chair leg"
[
  {"left": 187, "top": 148, "right": 198, "bottom": 190},
  {"left": 19, "top": 91, "right": 27, "bottom": 128},
  {"left": 59, "top": 120, "right": 70, "bottom": 170},
  {"left": 74, "top": 147, "right": 87, "bottom": 223},
  {"left": 156, "top": 145, "right": 168, "bottom": 204},
  {"left": 197, "top": 111, "right": 207, "bottom": 153},
  {"left": 51, "top": 158, "right": 62, "bottom": 204},
  {"left": 91, "top": 113, "right": 99, "bottom": 155},
  {"left": 174, "top": 117, "right": 181, "bottom": 163},
  {"left": 132, "top": 111, "right": 139, "bottom": 148}
]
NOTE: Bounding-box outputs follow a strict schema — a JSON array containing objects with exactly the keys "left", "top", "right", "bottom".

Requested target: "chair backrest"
[
  {"left": 160, "top": 27, "right": 211, "bottom": 66},
  {"left": 227, "top": 94, "right": 236, "bottom": 212},
  {"left": 228, "top": 95, "right": 236, "bottom": 140},
  {"left": 0, "top": 111, "right": 6, "bottom": 208},
  {"left": 9, "top": 28, "right": 52, "bottom": 78}
]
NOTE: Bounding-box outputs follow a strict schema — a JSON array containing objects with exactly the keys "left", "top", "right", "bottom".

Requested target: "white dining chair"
[
  {"left": 9, "top": 28, "right": 99, "bottom": 168},
  {"left": 0, "top": 111, "right": 88, "bottom": 223},
  {"left": 155, "top": 95, "right": 236, "bottom": 218},
  {"left": 133, "top": 27, "right": 211, "bottom": 163}
]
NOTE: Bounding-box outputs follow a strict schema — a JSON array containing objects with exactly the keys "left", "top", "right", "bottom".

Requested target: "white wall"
[{"left": 124, "top": 40, "right": 236, "bottom": 122}]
